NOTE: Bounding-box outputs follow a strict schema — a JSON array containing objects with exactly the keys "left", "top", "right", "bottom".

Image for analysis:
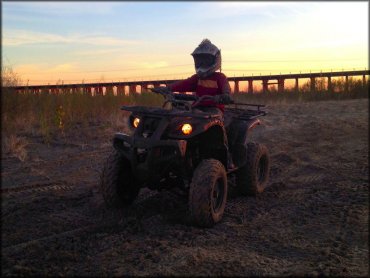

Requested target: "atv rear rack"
[{"left": 226, "top": 103, "right": 267, "bottom": 120}]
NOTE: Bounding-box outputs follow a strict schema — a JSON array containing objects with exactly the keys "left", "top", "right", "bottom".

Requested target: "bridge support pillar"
[
  {"left": 262, "top": 79, "right": 269, "bottom": 93},
  {"left": 234, "top": 81, "right": 239, "bottom": 94},
  {"left": 345, "top": 75, "right": 349, "bottom": 93},
  {"left": 129, "top": 84, "right": 137, "bottom": 94},
  {"left": 106, "top": 86, "right": 114, "bottom": 96},
  {"left": 248, "top": 80, "right": 253, "bottom": 94},
  {"left": 95, "top": 86, "right": 103, "bottom": 96},
  {"left": 141, "top": 84, "right": 148, "bottom": 93},
  {"left": 295, "top": 78, "right": 299, "bottom": 92},
  {"left": 117, "top": 86, "right": 125, "bottom": 96},
  {"left": 310, "top": 77, "right": 316, "bottom": 92},
  {"left": 327, "top": 76, "right": 332, "bottom": 92},
  {"left": 363, "top": 75, "right": 366, "bottom": 88},
  {"left": 278, "top": 78, "right": 285, "bottom": 93}
]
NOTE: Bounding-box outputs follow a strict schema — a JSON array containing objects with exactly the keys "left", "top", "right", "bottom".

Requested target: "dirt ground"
[{"left": 1, "top": 98, "right": 368, "bottom": 277}]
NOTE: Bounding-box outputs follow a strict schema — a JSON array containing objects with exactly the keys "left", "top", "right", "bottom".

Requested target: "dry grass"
[
  {"left": 2, "top": 67, "right": 368, "bottom": 143},
  {"left": 2, "top": 134, "right": 29, "bottom": 162},
  {"left": 1, "top": 91, "right": 163, "bottom": 142},
  {"left": 233, "top": 77, "right": 369, "bottom": 105}
]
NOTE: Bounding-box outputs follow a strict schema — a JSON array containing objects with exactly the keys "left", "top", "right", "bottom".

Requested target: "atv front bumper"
[{"left": 113, "top": 133, "right": 187, "bottom": 183}]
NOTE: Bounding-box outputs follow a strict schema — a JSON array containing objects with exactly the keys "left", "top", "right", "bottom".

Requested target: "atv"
[{"left": 100, "top": 87, "right": 270, "bottom": 227}]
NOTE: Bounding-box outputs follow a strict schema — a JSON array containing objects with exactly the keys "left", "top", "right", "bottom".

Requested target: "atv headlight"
[
  {"left": 132, "top": 117, "right": 140, "bottom": 128},
  {"left": 181, "top": 123, "right": 193, "bottom": 135}
]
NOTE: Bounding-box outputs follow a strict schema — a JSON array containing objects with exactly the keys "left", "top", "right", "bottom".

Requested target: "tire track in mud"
[
  {"left": 1, "top": 225, "right": 99, "bottom": 253},
  {"left": 1, "top": 182, "right": 74, "bottom": 197}
]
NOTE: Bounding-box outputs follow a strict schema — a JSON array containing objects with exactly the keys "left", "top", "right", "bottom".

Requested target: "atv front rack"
[{"left": 121, "top": 105, "right": 220, "bottom": 119}]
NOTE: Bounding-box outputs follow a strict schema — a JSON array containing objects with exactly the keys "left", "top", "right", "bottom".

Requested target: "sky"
[{"left": 2, "top": 1, "right": 369, "bottom": 86}]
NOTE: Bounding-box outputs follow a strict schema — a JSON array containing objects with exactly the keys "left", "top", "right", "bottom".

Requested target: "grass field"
[{"left": 1, "top": 67, "right": 368, "bottom": 157}]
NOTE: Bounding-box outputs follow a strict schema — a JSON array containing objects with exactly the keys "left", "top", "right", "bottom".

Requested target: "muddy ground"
[{"left": 1, "top": 98, "right": 369, "bottom": 277}]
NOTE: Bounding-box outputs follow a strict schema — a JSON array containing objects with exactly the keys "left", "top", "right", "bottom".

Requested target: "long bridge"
[{"left": 11, "top": 70, "right": 369, "bottom": 95}]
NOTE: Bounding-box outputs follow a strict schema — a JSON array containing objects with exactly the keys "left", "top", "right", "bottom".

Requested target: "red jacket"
[{"left": 169, "top": 72, "right": 230, "bottom": 112}]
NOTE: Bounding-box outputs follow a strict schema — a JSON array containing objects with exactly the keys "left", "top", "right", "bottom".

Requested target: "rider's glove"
[
  {"left": 155, "top": 86, "right": 172, "bottom": 95},
  {"left": 215, "top": 94, "right": 233, "bottom": 104}
]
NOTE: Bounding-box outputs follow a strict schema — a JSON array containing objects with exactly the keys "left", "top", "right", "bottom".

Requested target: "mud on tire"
[
  {"left": 100, "top": 150, "right": 139, "bottom": 208},
  {"left": 236, "top": 142, "right": 270, "bottom": 196},
  {"left": 189, "top": 159, "right": 228, "bottom": 227}
]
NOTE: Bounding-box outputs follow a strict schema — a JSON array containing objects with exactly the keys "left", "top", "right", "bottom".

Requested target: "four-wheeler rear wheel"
[
  {"left": 188, "top": 159, "right": 228, "bottom": 227},
  {"left": 100, "top": 150, "right": 139, "bottom": 208},
  {"left": 236, "top": 142, "right": 270, "bottom": 196}
]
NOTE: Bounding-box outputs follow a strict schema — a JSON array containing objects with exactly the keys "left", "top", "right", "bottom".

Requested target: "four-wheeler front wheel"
[
  {"left": 100, "top": 150, "right": 139, "bottom": 208},
  {"left": 236, "top": 142, "right": 270, "bottom": 196},
  {"left": 189, "top": 159, "right": 228, "bottom": 227}
]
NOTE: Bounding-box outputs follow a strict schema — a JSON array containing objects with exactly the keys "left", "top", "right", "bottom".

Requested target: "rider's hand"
[
  {"left": 155, "top": 86, "right": 172, "bottom": 95},
  {"left": 215, "top": 94, "right": 233, "bottom": 104}
]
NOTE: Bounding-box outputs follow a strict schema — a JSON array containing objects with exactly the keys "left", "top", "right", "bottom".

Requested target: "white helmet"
[{"left": 191, "top": 39, "right": 221, "bottom": 78}]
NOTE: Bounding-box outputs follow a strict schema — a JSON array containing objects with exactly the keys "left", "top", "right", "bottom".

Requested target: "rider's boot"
[{"left": 227, "top": 154, "right": 235, "bottom": 169}]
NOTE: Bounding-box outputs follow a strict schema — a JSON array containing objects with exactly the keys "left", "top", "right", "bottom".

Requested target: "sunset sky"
[{"left": 2, "top": 1, "right": 369, "bottom": 86}]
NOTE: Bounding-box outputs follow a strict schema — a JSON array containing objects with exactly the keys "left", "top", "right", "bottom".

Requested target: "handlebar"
[
  {"left": 151, "top": 88, "right": 233, "bottom": 103},
  {"left": 149, "top": 87, "right": 172, "bottom": 96},
  {"left": 147, "top": 87, "right": 266, "bottom": 117},
  {"left": 150, "top": 88, "right": 269, "bottom": 110}
]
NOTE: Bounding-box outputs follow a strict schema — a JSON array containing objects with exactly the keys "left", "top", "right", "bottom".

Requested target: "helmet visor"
[{"left": 193, "top": 54, "right": 215, "bottom": 69}]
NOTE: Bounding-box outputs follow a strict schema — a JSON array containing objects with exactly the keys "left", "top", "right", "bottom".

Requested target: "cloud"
[
  {"left": 72, "top": 48, "right": 124, "bottom": 57},
  {"left": 3, "top": 2, "right": 123, "bottom": 16},
  {"left": 15, "top": 63, "right": 77, "bottom": 75},
  {"left": 3, "top": 30, "right": 70, "bottom": 46},
  {"left": 49, "top": 63, "right": 76, "bottom": 73},
  {"left": 187, "top": 2, "right": 310, "bottom": 19},
  {"left": 78, "top": 36, "right": 139, "bottom": 47},
  {"left": 2, "top": 29, "right": 141, "bottom": 47},
  {"left": 139, "top": 61, "right": 170, "bottom": 70},
  {"left": 15, "top": 64, "right": 42, "bottom": 75}
]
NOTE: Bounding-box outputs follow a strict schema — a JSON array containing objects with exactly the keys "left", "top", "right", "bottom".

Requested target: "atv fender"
[
  {"left": 227, "top": 118, "right": 261, "bottom": 167},
  {"left": 192, "top": 125, "right": 228, "bottom": 169}
]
